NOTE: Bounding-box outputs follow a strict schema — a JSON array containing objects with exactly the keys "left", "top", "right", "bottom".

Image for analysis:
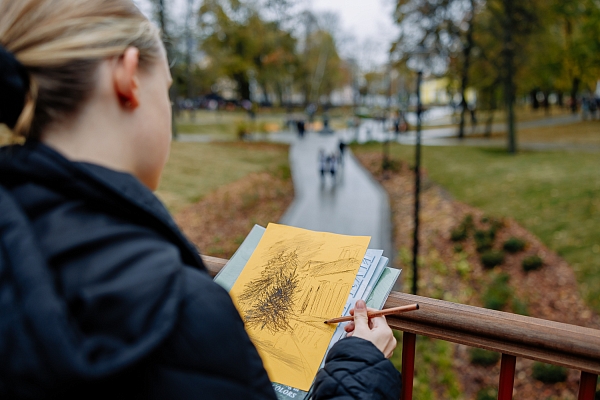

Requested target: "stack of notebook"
[{"left": 214, "top": 223, "right": 401, "bottom": 400}]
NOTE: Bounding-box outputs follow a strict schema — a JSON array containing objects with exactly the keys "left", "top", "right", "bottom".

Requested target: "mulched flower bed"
[
  {"left": 175, "top": 170, "right": 294, "bottom": 259},
  {"left": 355, "top": 151, "right": 600, "bottom": 400}
]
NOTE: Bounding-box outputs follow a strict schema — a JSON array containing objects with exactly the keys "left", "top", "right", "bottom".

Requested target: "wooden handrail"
[
  {"left": 383, "top": 292, "right": 600, "bottom": 374},
  {"left": 201, "top": 256, "right": 600, "bottom": 374},
  {"left": 202, "top": 255, "right": 227, "bottom": 276}
]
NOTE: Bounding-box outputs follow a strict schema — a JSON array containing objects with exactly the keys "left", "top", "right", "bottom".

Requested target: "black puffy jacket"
[{"left": 0, "top": 142, "right": 401, "bottom": 399}]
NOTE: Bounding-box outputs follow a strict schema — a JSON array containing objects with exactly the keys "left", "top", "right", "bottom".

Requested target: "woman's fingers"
[{"left": 344, "top": 322, "right": 355, "bottom": 332}]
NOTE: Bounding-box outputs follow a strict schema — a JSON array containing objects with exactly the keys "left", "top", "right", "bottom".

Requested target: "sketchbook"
[{"left": 214, "top": 224, "right": 401, "bottom": 400}]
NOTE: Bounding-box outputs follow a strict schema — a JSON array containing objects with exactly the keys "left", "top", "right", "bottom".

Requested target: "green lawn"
[
  {"left": 480, "top": 120, "right": 600, "bottom": 145},
  {"left": 356, "top": 143, "right": 600, "bottom": 312},
  {"left": 156, "top": 141, "right": 289, "bottom": 213}
]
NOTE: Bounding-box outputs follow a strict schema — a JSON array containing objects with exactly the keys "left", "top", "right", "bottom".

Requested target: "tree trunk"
[
  {"left": 557, "top": 92, "right": 564, "bottom": 107},
  {"left": 570, "top": 77, "right": 580, "bottom": 113},
  {"left": 458, "top": 0, "right": 476, "bottom": 140},
  {"left": 531, "top": 89, "right": 539, "bottom": 110},
  {"left": 503, "top": 0, "right": 517, "bottom": 154},
  {"left": 154, "top": 0, "right": 178, "bottom": 138},
  {"left": 485, "top": 85, "right": 497, "bottom": 138},
  {"left": 260, "top": 82, "right": 269, "bottom": 105},
  {"left": 543, "top": 90, "right": 550, "bottom": 115},
  {"left": 274, "top": 81, "right": 284, "bottom": 108},
  {"left": 234, "top": 72, "right": 251, "bottom": 101}
]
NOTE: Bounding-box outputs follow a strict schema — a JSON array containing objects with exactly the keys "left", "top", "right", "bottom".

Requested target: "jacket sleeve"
[{"left": 312, "top": 337, "right": 402, "bottom": 400}]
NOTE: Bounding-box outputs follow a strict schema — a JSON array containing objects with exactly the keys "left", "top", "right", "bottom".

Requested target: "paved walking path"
[
  {"left": 279, "top": 132, "right": 393, "bottom": 258},
  {"left": 342, "top": 113, "right": 583, "bottom": 144}
]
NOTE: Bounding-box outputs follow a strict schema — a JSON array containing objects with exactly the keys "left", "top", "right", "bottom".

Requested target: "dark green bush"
[
  {"left": 463, "top": 214, "right": 474, "bottom": 229},
  {"left": 522, "top": 255, "right": 543, "bottom": 272},
  {"left": 474, "top": 230, "right": 494, "bottom": 253},
  {"left": 476, "top": 387, "right": 497, "bottom": 400},
  {"left": 483, "top": 273, "right": 512, "bottom": 310},
  {"left": 480, "top": 250, "right": 505, "bottom": 268},
  {"left": 489, "top": 218, "right": 504, "bottom": 235},
  {"left": 512, "top": 298, "right": 529, "bottom": 316},
  {"left": 469, "top": 348, "right": 501, "bottom": 366},
  {"left": 453, "top": 243, "right": 464, "bottom": 253},
  {"left": 503, "top": 237, "right": 526, "bottom": 253},
  {"left": 532, "top": 362, "right": 567, "bottom": 383},
  {"left": 382, "top": 158, "right": 402, "bottom": 172},
  {"left": 450, "top": 214, "right": 474, "bottom": 242},
  {"left": 481, "top": 214, "right": 503, "bottom": 228},
  {"left": 474, "top": 229, "right": 488, "bottom": 241},
  {"left": 450, "top": 226, "right": 468, "bottom": 242}
]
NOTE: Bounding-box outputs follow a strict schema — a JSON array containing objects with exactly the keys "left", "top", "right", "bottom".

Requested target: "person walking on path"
[
  {"left": 297, "top": 119, "right": 306, "bottom": 138},
  {"left": 319, "top": 149, "right": 327, "bottom": 184},
  {"left": 328, "top": 152, "right": 337, "bottom": 183},
  {"left": 338, "top": 140, "right": 346, "bottom": 166},
  {"left": 0, "top": 1, "right": 401, "bottom": 399}
]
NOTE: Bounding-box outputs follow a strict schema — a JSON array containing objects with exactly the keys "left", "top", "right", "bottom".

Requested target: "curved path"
[{"left": 279, "top": 131, "right": 393, "bottom": 259}]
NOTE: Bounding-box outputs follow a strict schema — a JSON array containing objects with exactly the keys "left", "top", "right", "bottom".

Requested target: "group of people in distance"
[{"left": 319, "top": 140, "right": 347, "bottom": 185}]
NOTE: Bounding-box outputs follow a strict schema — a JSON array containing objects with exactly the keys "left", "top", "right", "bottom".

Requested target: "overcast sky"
[
  {"left": 309, "top": 0, "right": 398, "bottom": 66},
  {"left": 134, "top": 0, "right": 398, "bottom": 67}
]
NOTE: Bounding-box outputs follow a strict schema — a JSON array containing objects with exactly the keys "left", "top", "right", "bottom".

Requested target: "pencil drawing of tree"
[{"left": 239, "top": 250, "right": 300, "bottom": 333}]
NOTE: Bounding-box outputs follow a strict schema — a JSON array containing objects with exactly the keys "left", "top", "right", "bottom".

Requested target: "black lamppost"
[
  {"left": 382, "top": 59, "right": 393, "bottom": 172},
  {"left": 409, "top": 47, "right": 428, "bottom": 296}
]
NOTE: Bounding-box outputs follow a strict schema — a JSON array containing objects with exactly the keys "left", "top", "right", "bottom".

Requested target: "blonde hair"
[{"left": 0, "top": 0, "right": 162, "bottom": 140}]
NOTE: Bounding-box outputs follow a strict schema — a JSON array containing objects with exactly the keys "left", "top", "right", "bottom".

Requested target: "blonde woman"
[{"left": 0, "top": 1, "right": 401, "bottom": 398}]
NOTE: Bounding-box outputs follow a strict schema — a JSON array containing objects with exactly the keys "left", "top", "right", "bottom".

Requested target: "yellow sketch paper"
[{"left": 229, "top": 223, "right": 370, "bottom": 391}]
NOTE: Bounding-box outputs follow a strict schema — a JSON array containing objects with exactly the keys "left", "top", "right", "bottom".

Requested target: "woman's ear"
[{"left": 114, "top": 47, "right": 140, "bottom": 109}]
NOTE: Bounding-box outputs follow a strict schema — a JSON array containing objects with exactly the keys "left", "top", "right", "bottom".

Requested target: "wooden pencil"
[{"left": 324, "top": 303, "right": 419, "bottom": 324}]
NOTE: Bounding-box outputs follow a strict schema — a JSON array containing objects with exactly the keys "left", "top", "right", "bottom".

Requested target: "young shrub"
[
  {"left": 483, "top": 273, "right": 512, "bottom": 310},
  {"left": 453, "top": 243, "right": 464, "bottom": 253},
  {"left": 236, "top": 120, "right": 249, "bottom": 140},
  {"left": 488, "top": 218, "right": 504, "bottom": 236},
  {"left": 522, "top": 255, "right": 543, "bottom": 272},
  {"left": 532, "top": 362, "right": 567, "bottom": 383},
  {"left": 476, "top": 387, "right": 498, "bottom": 400},
  {"left": 474, "top": 230, "right": 494, "bottom": 253},
  {"left": 480, "top": 250, "right": 505, "bottom": 269},
  {"left": 463, "top": 214, "right": 474, "bottom": 230},
  {"left": 450, "top": 226, "right": 468, "bottom": 242},
  {"left": 512, "top": 298, "right": 529, "bottom": 316},
  {"left": 503, "top": 237, "right": 526, "bottom": 253},
  {"left": 469, "top": 348, "right": 501, "bottom": 366},
  {"left": 450, "top": 214, "right": 474, "bottom": 242}
]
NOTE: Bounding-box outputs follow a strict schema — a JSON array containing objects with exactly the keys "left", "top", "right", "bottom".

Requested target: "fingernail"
[{"left": 355, "top": 300, "right": 366, "bottom": 309}]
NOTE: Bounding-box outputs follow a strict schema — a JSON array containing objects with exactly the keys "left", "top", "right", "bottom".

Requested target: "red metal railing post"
[
  {"left": 498, "top": 354, "right": 516, "bottom": 400},
  {"left": 401, "top": 332, "right": 416, "bottom": 400},
  {"left": 578, "top": 371, "right": 598, "bottom": 400}
]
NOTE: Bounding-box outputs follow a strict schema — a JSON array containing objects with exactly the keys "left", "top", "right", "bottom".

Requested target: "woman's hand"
[{"left": 344, "top": 300, "right": 397, "bottom": 358}]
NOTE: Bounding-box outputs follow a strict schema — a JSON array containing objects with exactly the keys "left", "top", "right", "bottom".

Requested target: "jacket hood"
[{"left": 0, "top": 142, "right": 203, "bottom": 397}]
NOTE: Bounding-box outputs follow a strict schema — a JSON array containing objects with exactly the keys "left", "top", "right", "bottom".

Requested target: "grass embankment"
[
  {"left": 356, "top": 148, "right": 598, "bottom": 398},
  {"left": 158, "top": 141, "right": 293, "bottom": 259},
  {"left": 356, "top": 143, "right": 600, "bottom": 313},
  {"left": 488, "top": 120, "right": 600, "bottom": 145},
  {"left": 157, "top": 141, "right": 290, "bottom": 213}
]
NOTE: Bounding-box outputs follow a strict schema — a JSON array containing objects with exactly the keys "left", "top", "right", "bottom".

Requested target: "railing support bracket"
[{"left": 498, "top": 353, "right": 516, "bottom": 400}]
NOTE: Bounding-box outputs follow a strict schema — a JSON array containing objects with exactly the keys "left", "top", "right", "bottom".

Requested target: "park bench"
[{"left": 201, "top": 255, "right": 600, "bottom": 400}]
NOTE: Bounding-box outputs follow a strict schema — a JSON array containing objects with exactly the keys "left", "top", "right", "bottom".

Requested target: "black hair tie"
[{"left": 0, "top": 45, "right": 30, "bottom": 130}]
